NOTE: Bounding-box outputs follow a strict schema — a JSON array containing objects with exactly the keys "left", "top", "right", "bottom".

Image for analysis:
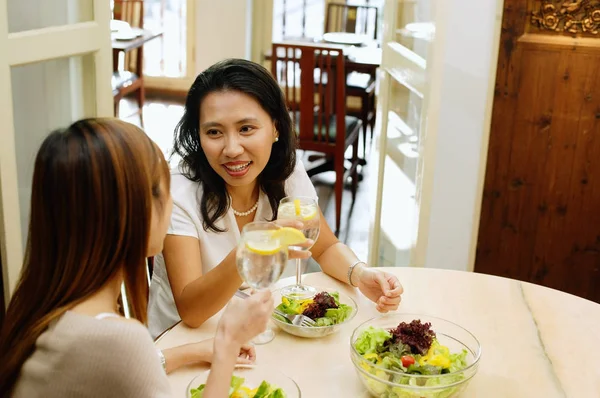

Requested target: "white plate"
[
  {"left": 322, "top": 32, "right": 369, "bottom": 45},
  {"left": 110, "top": 19, "right": 130, "bottom": 32},
  {"left": 114, "top": 32, "right": 137, "bottom": 41}
]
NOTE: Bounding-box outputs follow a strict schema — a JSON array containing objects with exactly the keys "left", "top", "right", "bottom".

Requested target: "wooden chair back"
[{"left": 271, "top": 42, "right": 347, "bottom": 152}]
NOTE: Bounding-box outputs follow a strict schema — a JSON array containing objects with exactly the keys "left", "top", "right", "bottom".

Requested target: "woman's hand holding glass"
[
  {"left": 216, "top": 289, "right": 274, "bottom": 347},
  {"left": 235, "top": 221, "right": 293, "bottom": 344}
]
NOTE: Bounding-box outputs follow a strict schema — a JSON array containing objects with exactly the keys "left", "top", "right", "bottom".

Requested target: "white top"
[{"left": 148, "top": 160, "right": 318, "bottom": 338}]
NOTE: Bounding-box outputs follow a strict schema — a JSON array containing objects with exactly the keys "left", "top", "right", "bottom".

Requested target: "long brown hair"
[{"left": 0, "top": 118, "right": 170, "bottom": 393}]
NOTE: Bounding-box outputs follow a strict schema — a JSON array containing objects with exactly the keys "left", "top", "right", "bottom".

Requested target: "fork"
[
  {"left": 273, "top": 308, "right": 317, "bottom": 327},
  {"left": 234, "top": 290, "right": 317, "bottom": 327}
]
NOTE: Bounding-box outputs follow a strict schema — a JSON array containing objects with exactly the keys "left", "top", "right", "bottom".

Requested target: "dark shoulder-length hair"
[
  {"left": 0, "top": 118, "right": 170, "bottom": 393},
  {"left": 172, "top": 58, "right": 296, "bottom": 232}
]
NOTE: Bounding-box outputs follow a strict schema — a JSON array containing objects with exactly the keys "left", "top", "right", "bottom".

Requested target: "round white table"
[{"left": 155, "top": 268, "right": 600, "bottom": 397}]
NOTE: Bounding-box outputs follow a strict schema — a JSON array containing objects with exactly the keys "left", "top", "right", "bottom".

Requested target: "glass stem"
[{"left": 295, "top": 258, "right": 303, "bottom": 286}]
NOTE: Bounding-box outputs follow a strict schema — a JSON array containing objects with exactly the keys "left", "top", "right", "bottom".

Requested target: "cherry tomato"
[{"left": 401, "top": 355, "right": 415, "bottom": 367}]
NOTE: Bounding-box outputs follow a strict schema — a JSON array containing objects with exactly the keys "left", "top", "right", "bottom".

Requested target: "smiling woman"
[
  {"left": 147, "top": 59, "right": 404, "bottom": 339},
  {"left": 199, "top": 92, "right": 279, "bottom": 188}
]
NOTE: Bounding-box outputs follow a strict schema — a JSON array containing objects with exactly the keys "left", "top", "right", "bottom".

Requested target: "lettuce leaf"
[
  {"left": 189, "top": 375, "right": 246, "bottom": 398},
  {"left": 268, "top": 389, "right": 287, "bottom": 398},
  {"left": 314, "top": 305, "right": 353, "bottom": 326},
  {"left": 275, "top": 299, "right": 303, "bottom": 315},
  {"left": 189, "top": 384, "right": 205, "bottom": 398},
  {"left": 229, "top": 375, "right": 245, "bottom": 394},
  {"left": 253, "top": 380, "right": 271, "bottom": 398},
  {"left": 354, "top": 326, "right": 392, "bottom": 355}
]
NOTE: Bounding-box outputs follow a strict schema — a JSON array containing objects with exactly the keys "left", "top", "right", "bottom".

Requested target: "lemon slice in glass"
[
  {"left": 299, "top": 205, "right": 317, "bottom": 221},
  {"left": 245, "top": 239, "right": 282, "bottom": 256},
  {"left": 245, "top": 227, "right": 306, "bottom": 255},
  {"left": 292, "top": 199, "right": 317, "bottom": 221},
  {"left": 272, "top": 227, "right": 306, "bottom": 246}
]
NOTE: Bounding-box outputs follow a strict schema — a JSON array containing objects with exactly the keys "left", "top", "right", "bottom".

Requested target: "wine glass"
[
  {"left": 277, "top": 196, "right": 320, "bottom": 299},
  {"left": 236, "top": 221, "right": 288, "bottom": 344}
]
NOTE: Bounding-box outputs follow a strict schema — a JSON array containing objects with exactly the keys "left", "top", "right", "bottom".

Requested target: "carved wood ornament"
[{"left": 531, "top": 0, "right": 600, "bottom": 34}]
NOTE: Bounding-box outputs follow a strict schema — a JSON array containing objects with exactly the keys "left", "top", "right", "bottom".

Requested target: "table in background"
[{"left": 111, "top": 29, "right": 163, "bottom": 71}]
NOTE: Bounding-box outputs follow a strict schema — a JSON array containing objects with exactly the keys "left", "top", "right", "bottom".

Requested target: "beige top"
[
  {"left": 157, "top": 268, "right": 600, "bottom": 398},
  {"left": 13, "top": 311, "right": 171, "bottom": 398}
]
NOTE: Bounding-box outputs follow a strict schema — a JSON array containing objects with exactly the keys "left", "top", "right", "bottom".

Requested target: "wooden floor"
[{"left": 121, "top": 97, "right": 374, "bottom": 275}]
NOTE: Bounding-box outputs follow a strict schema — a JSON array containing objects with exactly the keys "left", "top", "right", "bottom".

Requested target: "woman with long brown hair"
[{"left": 0, "top": 118, "right": 272, "bottom": 397}]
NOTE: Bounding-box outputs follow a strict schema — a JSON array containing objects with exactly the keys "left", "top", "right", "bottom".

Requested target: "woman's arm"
[
  {"left": 202, "top": 290, "right": 273, "bottom": 398},
  {"left": 201, "top": 339, "right": 240, "bottom": 398},
  {"left": 163, "top": 221, "right": 310, "bottom": 328},
  {"left": 162, "top": 339, "right": 255, "bottom": 374},
  {"left": 310, "top": 209, "right": 403, "bottom": 312},
  {"left": 310, "top": 209, "right": 363, "bottom": 282},
  {"left": 162, "top": 235, "right": 242, "bottom": 328}
]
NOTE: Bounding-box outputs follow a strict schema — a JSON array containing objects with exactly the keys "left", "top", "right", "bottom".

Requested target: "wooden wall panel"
[{"left": 475, "top": 0, "right": 600, "bottom": 302}]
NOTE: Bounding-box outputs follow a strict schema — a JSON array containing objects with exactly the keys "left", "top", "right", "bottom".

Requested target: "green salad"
[
  {"left": 190, "top": 375, "right": 286, "bottom": 398},
  {"left": 354, "top": 320, "right": 469, "bottom": 398},
  {"left": 274, "top": 291, "right": 353, "bottom": 326}
]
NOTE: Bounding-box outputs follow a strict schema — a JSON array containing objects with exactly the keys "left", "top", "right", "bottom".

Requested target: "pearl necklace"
[{"left": 231, "top": 200, "right": 259, "bottom": 217}]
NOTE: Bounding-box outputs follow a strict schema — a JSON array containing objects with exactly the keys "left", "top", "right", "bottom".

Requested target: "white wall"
[
  {"left": 423, "top": 0, "right": 504, "bottom": 271},
  {"left": 195, "top": 0, "right": 253, "bottom": 73}
]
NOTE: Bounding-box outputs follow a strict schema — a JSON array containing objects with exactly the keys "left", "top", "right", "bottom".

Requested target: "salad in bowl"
[
  {"left": 187, "top": 366, "right": 299, "bottom": 398},
  {"left": 189, "top": 376, "right": 285, "bottom": 398},
  {"left": 271, "top": 288, "right": 357, "bottom": 338},
  {"left": 351, "top": 314, "right": 481, "bottom": 398}
]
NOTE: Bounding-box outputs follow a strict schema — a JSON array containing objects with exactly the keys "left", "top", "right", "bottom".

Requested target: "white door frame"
[
  {"left": 0, "top": 0, "right": 113, "bottom": 301},
  {"left": 368, "top": 0, "right": 448, "bottom": 267}
]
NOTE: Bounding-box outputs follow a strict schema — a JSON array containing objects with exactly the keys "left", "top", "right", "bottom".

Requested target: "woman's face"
[
  {"left": 147, "top": 179, "right": 173, "bottom": 257},
  {"left": 199, "top": 90, "right": 278, "bottom": 188}
]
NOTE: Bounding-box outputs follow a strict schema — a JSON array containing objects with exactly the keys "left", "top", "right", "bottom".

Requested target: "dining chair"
[
  {"left": 271, "top": 43, "right": 362, "bottom": 233},
  {"left": 325, "top": 2, "right": 379, "bottom": 158},
  {"left": 112, "top": 0, "right": 145, "bottom": 124}
]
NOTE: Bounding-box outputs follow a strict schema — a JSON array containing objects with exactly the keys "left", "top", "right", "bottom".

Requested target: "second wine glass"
[{"left": 277, "top": 196, "right": 320, "bottom": 299}]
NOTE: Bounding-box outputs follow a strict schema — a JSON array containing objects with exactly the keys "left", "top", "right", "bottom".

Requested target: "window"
[
  {"left": 144, "top": 0, "right": 188, "bottom": 78},
  {"left": 272, "top": 0, "right": 384, "bottom": 42},
  {"left": 272, "top": 0, "right": 324, "bottom": 41}
]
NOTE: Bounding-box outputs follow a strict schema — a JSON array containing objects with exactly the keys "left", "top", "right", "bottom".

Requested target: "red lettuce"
[{"left": 388, "top": 320, "right": 436, "bottom": 355}]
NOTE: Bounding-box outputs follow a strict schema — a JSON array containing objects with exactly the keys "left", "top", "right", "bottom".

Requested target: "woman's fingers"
[
  {"left": 288, "top": 249, "right": 311, "bottom": 259},
  {"left": 237, "top": 344, "right": 256, "bottom": 363},
  {"left": 275, "top": 219, "right": 304, "bottom": 229}
]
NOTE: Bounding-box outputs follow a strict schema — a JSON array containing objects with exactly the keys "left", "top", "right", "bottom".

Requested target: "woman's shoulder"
[
  {"left": 18, "top": 312, "right": 170, "bottom": 397},
  {"left": 287, "top": 158, "right": 308, "bottom": 182},
  {"left": 57, "top": 312, "right": 153, "bottom": 351},
  {"left": 55, "top": 313, "right": 162, "bottom": 379},
  {"left": 285, "top": 158, "right": 318, "bottom": 199},
  {"left": 170, "top": 165, "right": 203, "bottom": 203}
]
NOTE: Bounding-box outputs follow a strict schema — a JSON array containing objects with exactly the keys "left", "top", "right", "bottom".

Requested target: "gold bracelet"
[{"left": 348, "top": 261, "right": 366, "bottom": 287}]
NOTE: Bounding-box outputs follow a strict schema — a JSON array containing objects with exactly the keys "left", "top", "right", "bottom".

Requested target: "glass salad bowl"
[
  {"left": 271, "top": 286, "right": 357, "bottom": 338},
  {"left": 350, "top": 314, "right": 481, "bottom": 398},
  {"left": 187, "top": 365, "right": 300, "bottom": 398}
]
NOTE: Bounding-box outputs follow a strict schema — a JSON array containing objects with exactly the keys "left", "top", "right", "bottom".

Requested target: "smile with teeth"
[{"left": 224, "top": 161, "right": 252, "bottom": 171}]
